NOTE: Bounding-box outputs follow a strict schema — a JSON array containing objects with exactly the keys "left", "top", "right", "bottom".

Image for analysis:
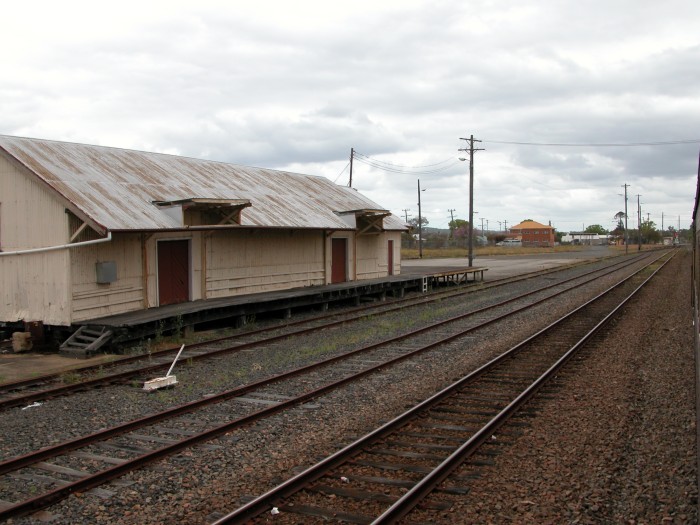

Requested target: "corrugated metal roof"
[
  {"left": 510, "top": 220, "right": 552, "bottom": 230},
  {"left": 0, "top": 135, "right": 407, "bottom": 233}
]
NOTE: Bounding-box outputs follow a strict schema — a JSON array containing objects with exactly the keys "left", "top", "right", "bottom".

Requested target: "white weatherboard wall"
[
  {"left": 356, "top": 232, "right": 402, "bottom": 279},
  {"left": 0, "top": 156, "right": 72, "bottom": 325},
  {"left": 70, "top": 234, "right": 146, "bottom": 322},
  {"left": 206, "top": 229, "right": 325, "bottom": 297}
]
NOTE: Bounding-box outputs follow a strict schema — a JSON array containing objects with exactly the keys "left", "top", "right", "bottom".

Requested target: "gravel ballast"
[{"left": 7, "top": 249, "right": 696, "bottom": 524}]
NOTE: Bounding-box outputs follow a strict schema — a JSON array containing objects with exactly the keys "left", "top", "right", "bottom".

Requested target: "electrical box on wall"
[{"left": 96, "top": 261, "right": 117, "bottom": 284}]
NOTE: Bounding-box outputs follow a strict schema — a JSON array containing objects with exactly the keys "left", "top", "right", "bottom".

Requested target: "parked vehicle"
[{"left": 497, "top": 239, "right": 522, "bottom": 247}]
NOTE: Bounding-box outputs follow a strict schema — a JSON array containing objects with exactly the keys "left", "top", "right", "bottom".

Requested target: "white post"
[{"left": 166, "top": 344, "right": 186, "bottom": 377}]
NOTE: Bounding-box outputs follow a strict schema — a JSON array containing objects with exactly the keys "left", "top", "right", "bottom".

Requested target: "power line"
[
  {"left": 352, "top": 151, "right": 461, "bottom": 175},
  {"left": 353, "top": 156, "right": 460, "bottom": 175},
  {"left": 333, "top": 161, "right": 350, "bottom": 183},
  {"left": 354, "top": 151, "right": 457, "bottom": 168},
  {"left": 481, "top": 139, "right": 700, "bottom": 147}
]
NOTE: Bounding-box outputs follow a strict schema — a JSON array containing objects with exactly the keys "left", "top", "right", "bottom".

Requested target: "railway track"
[
  {"left": 211, "top": 250, "right": 674, "bottom": 524},
  {"left": 0, "top": 252, "right": 645, "bottom": 411},
  {"left": 0, "top": 251, "right": 668, "bottom": 520}
]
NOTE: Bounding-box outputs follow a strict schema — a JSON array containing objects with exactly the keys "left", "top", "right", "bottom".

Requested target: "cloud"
[{"left": 1, "top": 0, "right": 698, "bottom": 230}]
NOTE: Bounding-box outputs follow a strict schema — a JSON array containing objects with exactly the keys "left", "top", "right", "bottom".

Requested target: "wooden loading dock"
[{"left": 66, "top": 265, "right": 487, "bottom": 355}]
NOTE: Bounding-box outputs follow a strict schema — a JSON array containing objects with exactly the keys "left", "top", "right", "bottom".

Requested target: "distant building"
[
  {"left": 561, "top": 232, "right": 609, "bottom": 245},
  {"left": 509, "top": 220, "right": 556, "bottom": 247}
]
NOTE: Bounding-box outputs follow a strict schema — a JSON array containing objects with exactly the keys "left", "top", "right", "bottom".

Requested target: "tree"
[
  {"left": 408, "top": 216, "right": 429, "bottom": 229},
  {"left": 449, "top": 219, "right": 470, "bottom": 239},
  {"left": 614, "top": 211, "right": 626, "bottom": 230},
  {"left": 640, "top": 219, "right": 661, "bottom": 244},
  {"left": 585, "top": 224, "right": 608, "bottom": 235},
  {"left": 448, "top": 219, "right": 468, "bottom": 233},
  {"left": 401, "top": 217, "right": 430, "bottom": 249}
]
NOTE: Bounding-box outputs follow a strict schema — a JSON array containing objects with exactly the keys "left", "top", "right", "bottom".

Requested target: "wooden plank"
[
  {"left": 126, "top": 433, "right": 223, "bottom": 450},
  {"left": 311, "top": 483, "right": 397, "bottom": 503},
  {"left": 312, "top": 484, "right": 451, "bottom": 510},
  {"left": 349, "top": 459, "right": 433, "bottom": 474},
  {"left": 0, "top": 499, "right": 16, "bottom": 511},
  {"left": 280, "top": 503, "right": 373, "bottom": 524},
  {"left": 341, "top": 474, "right": 417, "bottom": 488},
  {"left": 70, "top": 451, "right": 128, "bottom": 465},
  {"left": 367, "top": 448, "right": 445, "bottom": 461},
  {"left": 34, "top": 462, "right": 89, "bottom": 478},
  {"left": 96, "top": 442, "right": 153, "bottom": 454}
]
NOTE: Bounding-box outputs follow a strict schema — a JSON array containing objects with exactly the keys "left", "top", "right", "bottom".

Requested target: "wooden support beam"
[
  {"left": 217, "top": 209, "right": 240, "bottom": 225},
  {"left": 70, "top": 222, "right": 89, "bottom": 242}
]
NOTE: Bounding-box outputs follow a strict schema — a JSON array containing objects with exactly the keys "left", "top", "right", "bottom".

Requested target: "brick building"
[{"left": 509, "top": 219, "right": 556, "bottom": 247}]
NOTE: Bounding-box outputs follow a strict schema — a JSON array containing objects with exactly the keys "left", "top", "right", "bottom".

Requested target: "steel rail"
[
  {"left": 371, "top": 251, "right": 674, "bottom": 523},
  {"left": 0, "top": 253, "right": 617, "bottom": 395},
  {"left": 0, "top": 260, "right": 590, "bottom": 396},
  {"left": 0, "top": 251, "right": 659, "bottom": 477},
  {"left": 0, "top": 252, "right": 649, "bottom": 410},
  {"left": 211, "top": 251, "right": 674, "bottom": 524},
  {"left": 0, "top": 254, "right": 662, "bottom": 520}
]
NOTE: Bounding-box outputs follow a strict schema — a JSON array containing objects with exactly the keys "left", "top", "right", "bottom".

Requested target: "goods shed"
[{"left": 0, "top": 135, "right": 406, "bottom": 339}]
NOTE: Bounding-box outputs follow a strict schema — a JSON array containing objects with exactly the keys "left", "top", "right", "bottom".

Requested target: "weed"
[
  {"left": 60, "top": 371, "right": 82, "bottom": 384},
  {"left": 155, "top": 388, "right": 175, "bottom": 404},
  {"left": 154, "top": 321, "right": 165, "bottom": 343},
  {"left": 173, "top": 315, "right": 184, "bottom": 341}
]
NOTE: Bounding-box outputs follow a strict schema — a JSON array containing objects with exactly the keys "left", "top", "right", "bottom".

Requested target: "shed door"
[
  {"left": 331, "top": 238, "right": 347, "bottom": 283},
  {"left": 158, "top": 240, "right": 190, "bottom": 306},
  {"left": 387, "top": 240, "right": 394, "bottom": 276}
]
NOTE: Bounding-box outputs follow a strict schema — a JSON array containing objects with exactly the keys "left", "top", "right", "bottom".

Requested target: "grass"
[
  {"left": 59, "top": 370, "right": 83, "bottom": 384},
  {"left": 401, "top": 245, "right": 585, "bottom": 259}
]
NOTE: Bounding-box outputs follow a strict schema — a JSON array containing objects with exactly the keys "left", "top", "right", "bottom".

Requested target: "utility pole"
[
  {"left": 622, "top": 183, "right": 629, "bottom": 254},
  {"left": 348, "top": 148, "right": 354, "bottom": 188},
  {"left": 497, "top": 220, "right": 502, "bottom": 231},
  {"left": 637, "top": 194, "right": 642, "bottom": 251},
  {"left": 662, "top": 211, "right": 664, "bottom": 233},
  {"left": 417, "top": 179, "right": 425, "bottom": 258},
  {"left": 480, "top": 217, "right": 485, "bottom": 233},
  {"left": 402, "top": 209, "right": 410, "bottom": 223},
  {"left": 459, "top": 135, "right": 484, "bottom": 267},
  {"left": 504, "top": 219, "right": 508, "bottom": 231}
]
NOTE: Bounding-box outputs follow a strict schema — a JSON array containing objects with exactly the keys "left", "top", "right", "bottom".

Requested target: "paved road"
[{"left": 401, "top": 246, "right": 620, "bottom": 280}]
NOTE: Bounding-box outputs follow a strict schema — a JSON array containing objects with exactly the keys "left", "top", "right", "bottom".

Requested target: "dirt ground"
[{"left": 0, "top": 352, "right": 118, "bottom": 384}]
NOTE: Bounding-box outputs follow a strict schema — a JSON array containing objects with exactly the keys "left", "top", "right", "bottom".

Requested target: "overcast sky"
[{"left": 2, "top": 0, "right": 699, "bottom": 232}]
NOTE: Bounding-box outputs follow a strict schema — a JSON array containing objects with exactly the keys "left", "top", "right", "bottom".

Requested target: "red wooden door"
[
  {"left": 387, "top": 240, "right": 394, "bottom": 276},
  {"left": 331, "top": 238, "right": 347, "bottom": 283},
  {"left": 158, "top": 240, "right": 190, "bottom": 306}
]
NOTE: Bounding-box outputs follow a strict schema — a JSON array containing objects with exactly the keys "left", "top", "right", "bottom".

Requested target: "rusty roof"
[{"left": 0, "top": 135, "right": 407, "bottom": 234}]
